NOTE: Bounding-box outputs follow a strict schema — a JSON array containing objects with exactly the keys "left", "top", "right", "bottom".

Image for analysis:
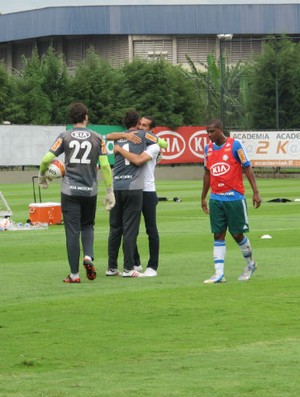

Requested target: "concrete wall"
[{"left": 0, "top": 165, "right": 204, "bottom": 184}]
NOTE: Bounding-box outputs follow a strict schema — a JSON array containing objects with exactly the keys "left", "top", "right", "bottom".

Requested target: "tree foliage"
[
  {"left": 184, "top": 53, "right": 253, "bottom": 129},
  {"left": 41, "top": 47, "right": 72, "bottom": 124},
  {"left": 70, "top": 49, "right": 127, "bottom": 125},
  {"left": 11, "top": 48, "right": 52, "bottom": 124},
  {"left": 249, "top": 37, "right": 300, "bottom": 129},
  {"left": 0, "top": 62, "right": 11, "bottom": 122},
  {"left": 1, "top": 39, "right": 300, "bottom": 129},
  {"left": 121, "top": 58, "right": 203, "bottom": 128}
]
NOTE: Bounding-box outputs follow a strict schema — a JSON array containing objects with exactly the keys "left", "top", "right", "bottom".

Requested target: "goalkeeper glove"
[
  {"left": 103, "top": 187, "right": 115, "bottom": 211},
  {"left": 38, "top": 171, "right": 49, "bottom": 189}
]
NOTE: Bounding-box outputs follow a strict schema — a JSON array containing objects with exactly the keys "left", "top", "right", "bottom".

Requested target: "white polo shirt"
[{"left": 144, "top": 144, "right": 161, "bottom": 192}]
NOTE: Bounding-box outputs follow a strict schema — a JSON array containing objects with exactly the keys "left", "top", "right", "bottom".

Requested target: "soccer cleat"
[
  {"left": 134, "top": 265, "right": 143, "bottom": 272},
  {"left": 203, "top": 274, "right": 226, "bottom": 284},
  {"left": 238, "top": 262, "right": 257, "bottom": 281},
  {"left": 106, "top": 268, "right": 121, "bottom": 276},
  {"left": 143, "top": 267, "right": 158, "bottom": 277},
  {"left": 63, "top": 275, "right": 81, "bottom": 283},
  {"left": 122, "top": 269, "right": 144, "bottom": 278},
  {"left": 83, "top": 258, "right": 97, "bottom": 281}
]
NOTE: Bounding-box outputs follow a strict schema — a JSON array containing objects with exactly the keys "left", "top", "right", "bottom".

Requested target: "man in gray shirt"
[
  {"left": 39, "top": 102, "right": 115, "bottom": 283},
  {"left": 106, "top": 110, "right": 166, "bottom": 277}
]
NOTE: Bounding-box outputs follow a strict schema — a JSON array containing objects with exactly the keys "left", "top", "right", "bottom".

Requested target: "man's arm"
[
  {"left": 39, "top": 151, "right": 56, "bottom": 174},
  {"left": 105, "top": 132, "right": 141, "bottom": 144},
  {"left": 201, "top": 168, "right": 211, "bottom": 214},
  {"left": 244, "top": 166, "right": 261, "bottom": 208},
  {"left": 114, "top": 145, "right": 152, "bottom": 166},
  {"left": 38, "top": 151, "right": 56, "bottom": 188},
  {"left": 99, "top": 156, "right": 115, "bottom": 211},
  {"left": 99, "top": 156, "right": 113, "bottom": 188}
]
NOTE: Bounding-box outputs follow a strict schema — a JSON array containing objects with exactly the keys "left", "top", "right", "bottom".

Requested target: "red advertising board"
[{"left": 155, "top": 126, "right": 209, "bottom": 164}]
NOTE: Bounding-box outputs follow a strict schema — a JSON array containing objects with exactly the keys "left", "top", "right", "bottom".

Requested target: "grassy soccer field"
[{"left": 0, "top": 177, "right": 299, "bottom": 397}]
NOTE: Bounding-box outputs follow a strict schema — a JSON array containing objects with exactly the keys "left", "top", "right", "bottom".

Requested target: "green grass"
[{"left": 0, "top": 178, "right": 300, "bottom": 396}]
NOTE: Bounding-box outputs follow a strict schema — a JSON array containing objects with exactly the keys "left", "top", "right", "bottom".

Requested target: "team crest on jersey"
[
  {"left": 223, "top": 155, "right": 229, "bottom": 161},
  {"left": 211, "top": 162, "right": 230, "bottom": 176},
  {"left": 71, "top": 131, "right": 91, "bottom": 139},
  {"left": 145, "top": 132, "right": 157, "bottom": 143},
  {"left": 51, "top": 138, "right": 63, "bottom": 152}
]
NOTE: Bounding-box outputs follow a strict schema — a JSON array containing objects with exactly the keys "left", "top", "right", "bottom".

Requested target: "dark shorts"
[{"left": 209, "top": 199, "right": 249, "bottom": 234}]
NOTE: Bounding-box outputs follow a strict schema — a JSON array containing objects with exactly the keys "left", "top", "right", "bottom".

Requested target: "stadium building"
[{"left": 0, "top": 1, "right": 300, "bottom": 72}]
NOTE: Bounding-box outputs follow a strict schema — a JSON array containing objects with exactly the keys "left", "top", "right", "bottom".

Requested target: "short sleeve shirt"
[
  {"left": 50, "top": 127, "right": 107, "bottom": 197},
  {"left": 113, "top": 130, "right": 159, "bottom": 190}
]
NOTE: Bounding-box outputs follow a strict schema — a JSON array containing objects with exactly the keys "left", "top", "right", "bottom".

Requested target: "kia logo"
[
  {"left": 71, "top": 131, "right": 91, "bottom": 139},
  {"left": 211, "top": 162, "right": 230, "bottom": 176},
  {"left": 189, "top": 130, "right": 209, "bottom": 159},
  {"left": 156, "top": 131, "right": 185, "bottom": 159}
]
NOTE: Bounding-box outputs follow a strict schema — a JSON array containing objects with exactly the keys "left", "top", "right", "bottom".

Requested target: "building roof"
[{"left": 0, "top": 4, "right": 300, "bottom": 43}]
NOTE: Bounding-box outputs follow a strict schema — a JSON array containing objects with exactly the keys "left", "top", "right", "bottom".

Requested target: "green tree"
[
  {"left": 1, "top": 72, "right": 27, "bottom": 124},
  {"left": 121, "top": 58, "right": 203, "bottom": 128},
  {"left": 184, "top": 54, "right": 220, "bottom": 122},
  {"left": 184, "top": 53, "right": 252, "bottom": 129},
  {"left": 121, "top": 58, "right": 176, "bottom": 126},
  {"left": 70, "top": 49, "right": 126, "bottom": 124},
  {"left": 249, "top": 37, "right": 300, "bottom": 129},
  {"left": 14, "top": 48, "right": 52, "bottom": 124},
  {"left": 223, "top": 60, "right": 253, "bottom": 129},
  {"left": 41, "top": 47, "right": 72, "bottom": 124},
  {"left": 0, "top": 62, "right": 10, "bottom": 122}
]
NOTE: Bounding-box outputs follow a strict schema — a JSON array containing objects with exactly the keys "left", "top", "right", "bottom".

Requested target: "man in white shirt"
[{"left": 113, "top": 116, "right": 162, "bottom": 277}]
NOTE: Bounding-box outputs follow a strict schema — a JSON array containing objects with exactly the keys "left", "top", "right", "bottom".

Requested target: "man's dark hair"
[
  {"left": 207, "top": 119, "right": 223, "bottom": 130},
  {"left": 143, "top": 116, "right": 156, "bottom": 129},
  {"left": 123, "top": 110, "right": 140, "bottom": 129},
  {"left": 68, "top": 102, "right": 88, "bottom": 124}
]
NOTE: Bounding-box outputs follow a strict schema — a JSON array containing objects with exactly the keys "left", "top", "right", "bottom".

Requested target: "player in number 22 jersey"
[{"left": 38, "top": 102, "right": 115, "bottom": 284}]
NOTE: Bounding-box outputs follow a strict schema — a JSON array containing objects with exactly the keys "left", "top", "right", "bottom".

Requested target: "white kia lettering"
[
  {"left": 71, "top": 131, "right": 91, "bottom": 139},
  {"left": 189, "top": 131, "right": 209, "bottom": 159},
  {"left": 211, "top": 162, "right": 230, "bottom": 176},
  {"left": 156, "top": 131, "right": 185, "bottom": 160}
]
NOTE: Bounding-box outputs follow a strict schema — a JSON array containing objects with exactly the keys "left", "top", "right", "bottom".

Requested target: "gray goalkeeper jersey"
[
  {"left": 113, "top": 129, "right": 159, "bottom": 190},
  {"left": 49, "top": 127, "right": 107, "bottom": 197}
]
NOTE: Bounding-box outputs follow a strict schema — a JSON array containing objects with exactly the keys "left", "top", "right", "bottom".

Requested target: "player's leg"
[
  {"left": 133, "top": 245, "right": 142, "bottom": 271},
  {"left": 203, "top": 199, "right": 227, "bottom": 284},
  {"left": 81, "top": 195, "right": 97, "bottom": 280},
  {"left": 61, "top": 193, "right": 81, "bottom": 282},
  {"left": 122, "top": 190, "right": 143, "bottom": 274},
  {"left": 107, "top": 190, "right": 123, "bottom": 274},
  {"left": 227, "top": 199, "right": 257, "bottom": 281},
  {"left": 142, "top": 191, "right": 159, "bottom": 272}
]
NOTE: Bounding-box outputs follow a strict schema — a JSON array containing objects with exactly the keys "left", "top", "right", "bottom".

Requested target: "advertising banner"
[
  {"left": 230, "top": 131, "right": 300, "bottom": 167},
  {"left": 154, "top": 126, "right": 209, "bottom": 164},
  {"left": 1, "top": 125, "right": 299, "bottom": 167}
]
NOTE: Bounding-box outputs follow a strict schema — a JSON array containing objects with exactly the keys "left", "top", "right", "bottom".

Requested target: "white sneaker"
[
  {"left": 238, "top": 263, "right": 257, "bottom": 281},
  {"left": 203, "top": 274, "right": 226, "bottom": 284},
  {"left": 106, "top": 268, "right": 121, "bottom": 276},
  {"left": 134, "top": 265, "right": 143, "bottom": 272},
  {"left": 143, "top": 268, "right": 157, "bottom": 277},
  {"left": 122, "top": 270, "right": 144, "bottom": 278}
]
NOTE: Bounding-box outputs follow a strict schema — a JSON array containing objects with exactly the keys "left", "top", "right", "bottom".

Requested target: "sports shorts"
[{"left": 209, "top": 198, "right": 249, "bottom": 234}]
